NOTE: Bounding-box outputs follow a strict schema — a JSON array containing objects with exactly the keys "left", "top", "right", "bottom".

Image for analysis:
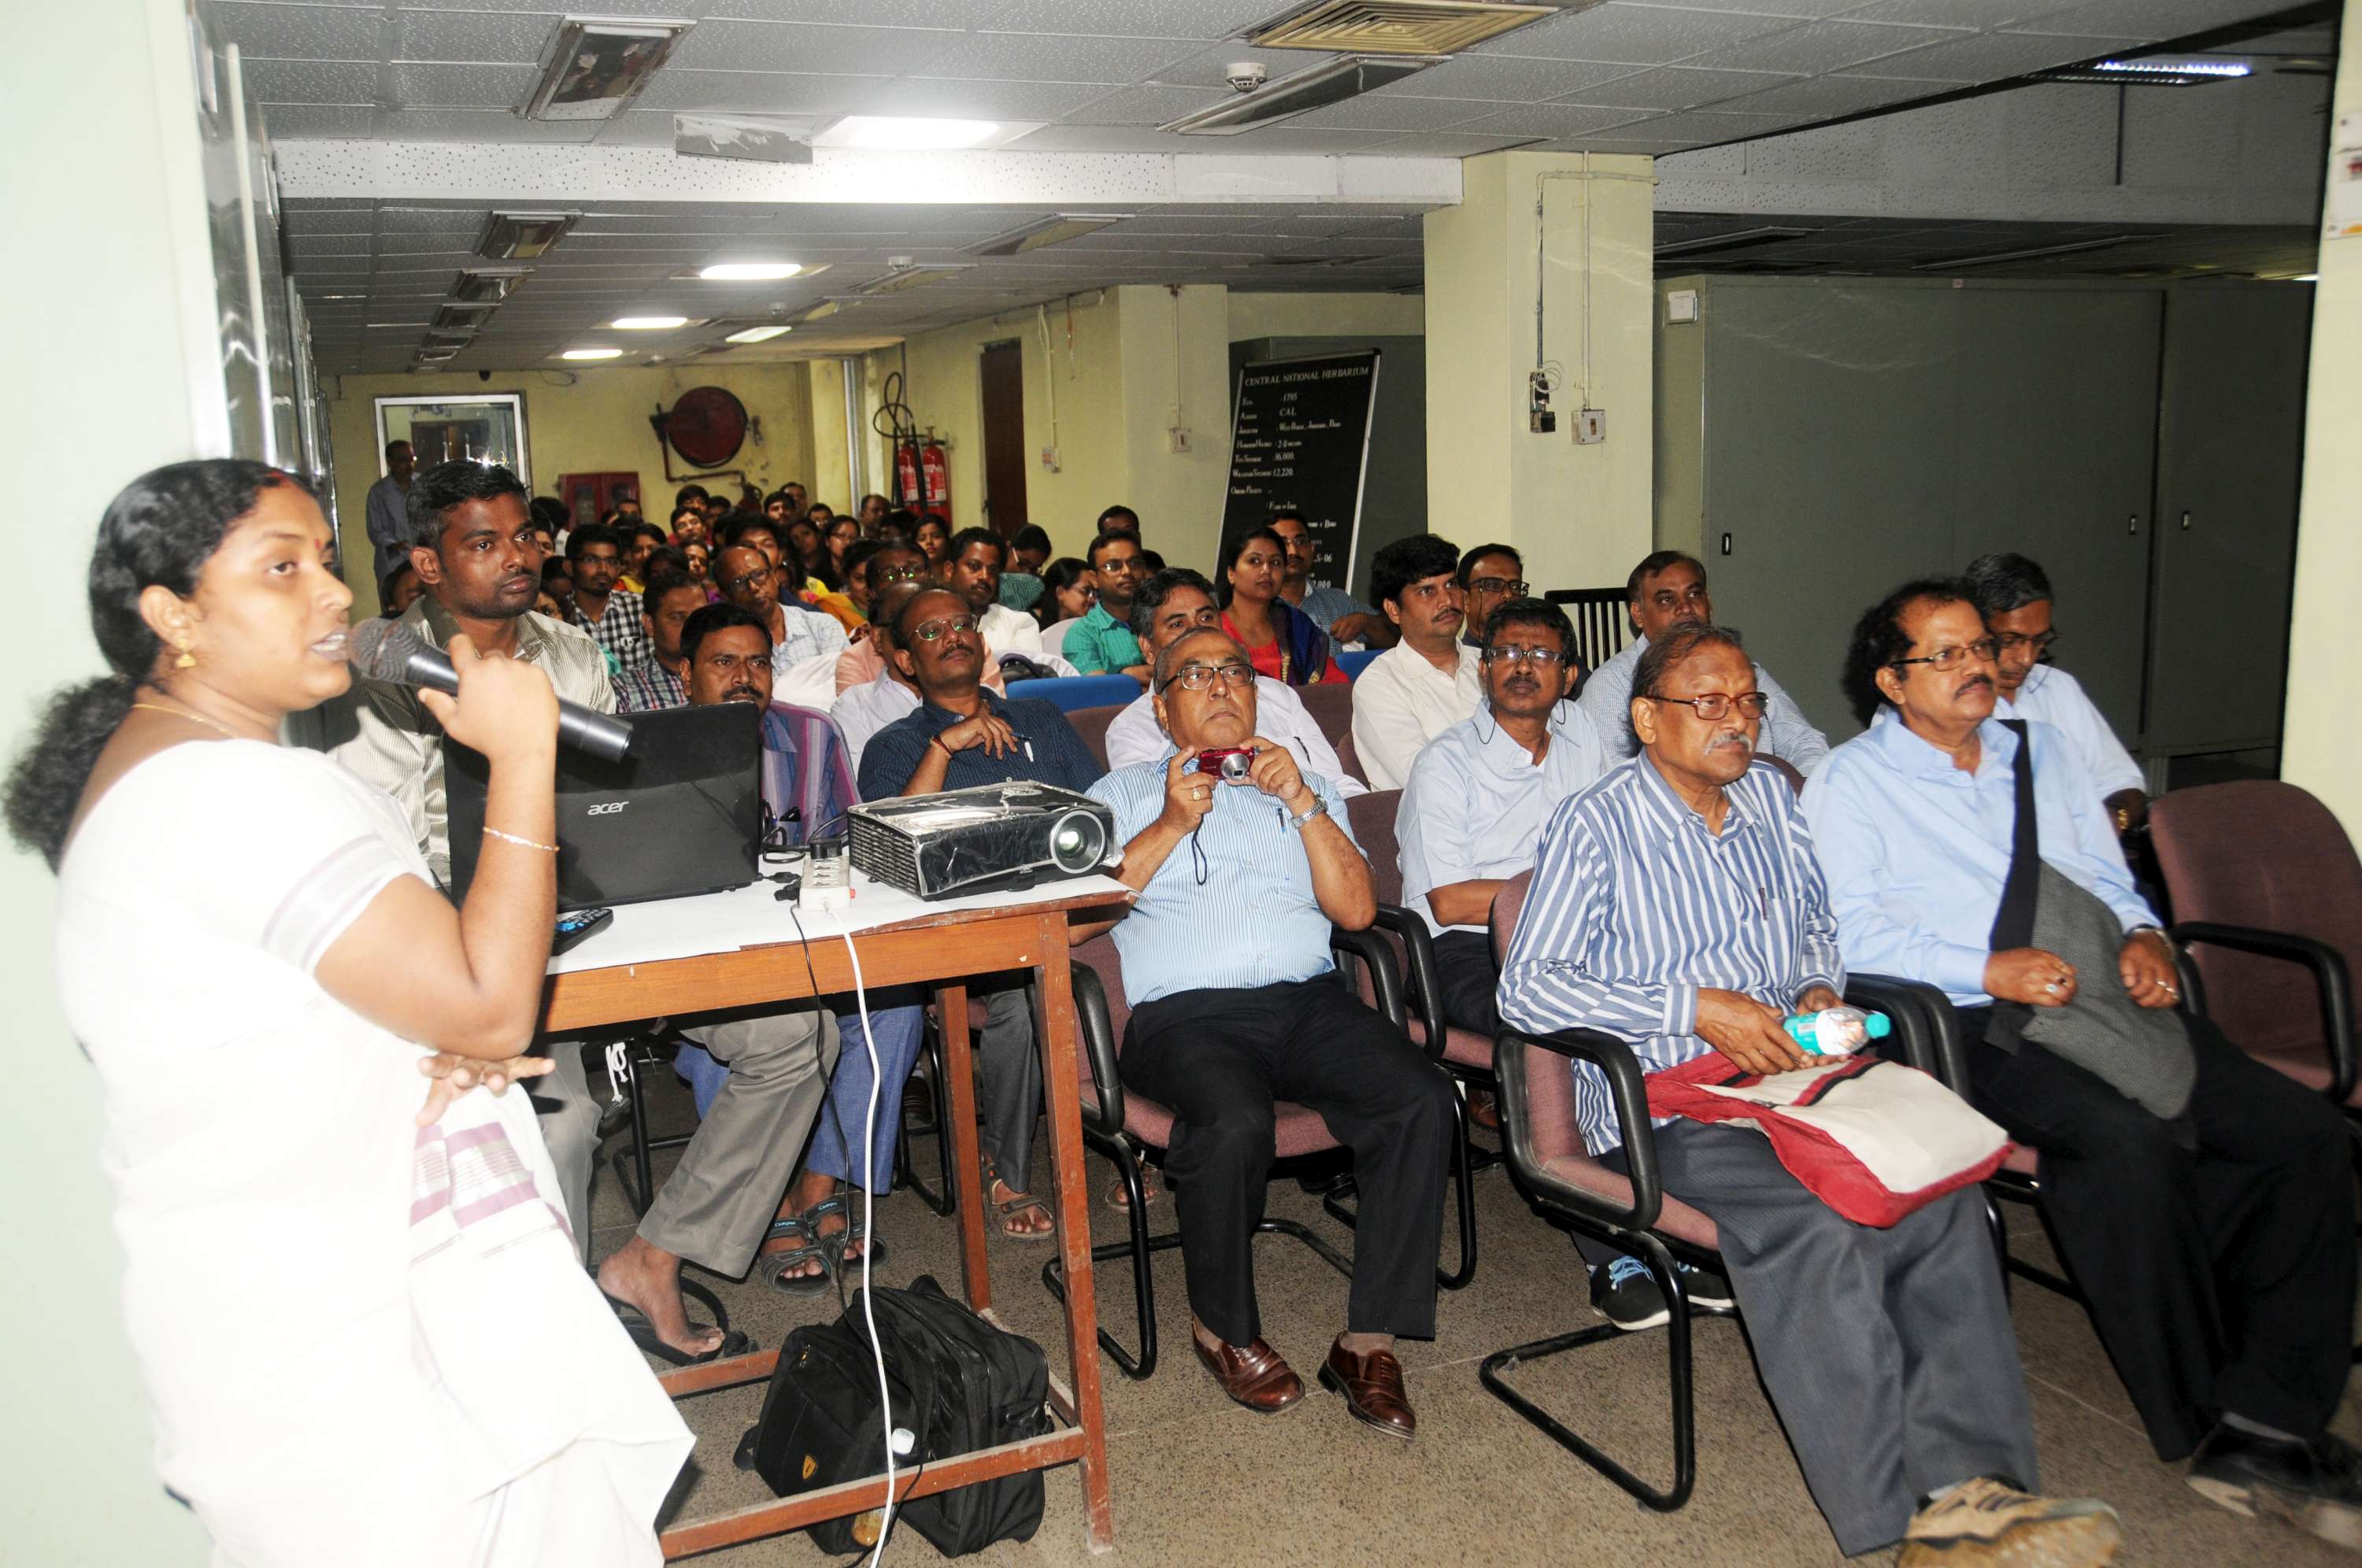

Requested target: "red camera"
[{"left": 1194, "top": 746, "right": 1257, "bottom": 783}]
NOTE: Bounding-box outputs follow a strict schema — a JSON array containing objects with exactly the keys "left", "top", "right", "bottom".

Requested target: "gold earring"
[{"left": 173, "top": 638, "right": 195, "bottom": 670}]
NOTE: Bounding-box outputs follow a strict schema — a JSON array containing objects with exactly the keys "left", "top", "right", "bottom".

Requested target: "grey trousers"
[
  {"left": 976, "top": 981, "right": 1042, "bottom": 1190},
  {"left": 1611, "top": 1122, "right": 2038, "bottom": 1556},
  {"left": 532, "top": 1038, "right": 603, "bottom": 1263},
  {"left": 642, "top": 1006, "right": 840, "bottom": 1277}
]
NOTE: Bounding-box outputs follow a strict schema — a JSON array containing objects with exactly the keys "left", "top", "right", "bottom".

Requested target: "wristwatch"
[{"left": 1287, "top": 796, "right": 1328, "bottom": 832}]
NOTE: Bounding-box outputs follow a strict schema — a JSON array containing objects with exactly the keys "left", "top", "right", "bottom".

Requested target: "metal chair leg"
[
  {"left": 1319, "top": 1093, "right": 1479, "bottom": 1291},
  {"left": 894, "top": 1029, "right": 957, "bottom": 1218}
]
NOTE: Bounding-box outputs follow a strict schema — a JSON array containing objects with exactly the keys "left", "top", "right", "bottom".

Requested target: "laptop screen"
[{"left": 444, "top": 701, "right": 763, "bottom": 909}]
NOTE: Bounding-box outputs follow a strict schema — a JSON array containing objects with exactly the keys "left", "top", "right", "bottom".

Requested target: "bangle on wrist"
[
  {"left": 931, "top": 734, "right": 953, "bottom": 759},
  {"left": 483, "top": 825, "right": 560, "bottom": 853}
]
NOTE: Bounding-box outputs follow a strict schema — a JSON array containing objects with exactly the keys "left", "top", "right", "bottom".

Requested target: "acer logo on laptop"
[{"left": 585, "top": 801, "right": 628, "bottom": 815}]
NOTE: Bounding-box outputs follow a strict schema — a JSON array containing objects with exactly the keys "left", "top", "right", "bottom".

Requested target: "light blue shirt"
[
  {"left": 1086, "top": 756, "right": 1361, "bottom": 1008},
  {"left": 1800, "top": 708, "right": 2155, "bottom": 1009},
  {"left": 1498, "top": 756, "right": 1844, "bottom": 1154},
  {"left": 1398, "top": 701, "right": 1609, "bottom": 936},
  {"left": 1575, "top": 634, "right": 1831, "bottom": 776},
  {"left": 1997, "top": 665, "right": 2145, "bottom": 801},
  {"left": 1301, "top": 584, "right": 1372, "bottom": 638}
]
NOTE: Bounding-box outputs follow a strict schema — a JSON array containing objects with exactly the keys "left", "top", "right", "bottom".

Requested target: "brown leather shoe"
[
  {"left": 1192, "top": 1334, "right": 1305, "bottom": 1415},
  {"left": 1319, "top": 1338, "right": 1416, "bottom": 1439}
]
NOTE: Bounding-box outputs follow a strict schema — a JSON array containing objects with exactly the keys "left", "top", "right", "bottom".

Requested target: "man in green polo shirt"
[{"left": 1061, "top": 530, "right": 1151, "bottom": 683}]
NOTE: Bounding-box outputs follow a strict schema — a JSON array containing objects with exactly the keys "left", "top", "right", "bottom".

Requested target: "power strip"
[{"left": 798, "top": 841, "right": 853, "bottom": 914}]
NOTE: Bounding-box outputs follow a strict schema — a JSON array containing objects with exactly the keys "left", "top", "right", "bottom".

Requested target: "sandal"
[
  {"left": 601, "top": 1277, "right": 755, "bottom": 1366},
  {"left": 802, "top": 1191, "right": 889, "bottom": 1271},
  {"left": 1105, "top": 1152, "right": 1163, "bottom": 1213},
  {"left": 754, "top": 1215, "right": 831, "bottom": 1296},
  {"left": 983, "top": 1153, "right": 1056, "bottom": 1242}
]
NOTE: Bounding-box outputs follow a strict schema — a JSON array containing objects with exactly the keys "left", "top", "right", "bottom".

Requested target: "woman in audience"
[
  {"left": 913, "top": 513, "right": 950, "bottom": 571},
  {"left": 824, "top": 514, "right": 857, "bottom": 579},
  {"left": 787, "top": 516, "right": 839, "bottom": 593},
  {"left": 1220, "top": 525, "right": 1342, "bottom": 685},
  {"left": 682, "top": 538, "right": 715, "bottom": 594},
  {"left": 6, "top": 460, "right": 689, "bottom": 1566},
  {"left": 1035, "top": 557, "right": 1098, "bottom": 631}
]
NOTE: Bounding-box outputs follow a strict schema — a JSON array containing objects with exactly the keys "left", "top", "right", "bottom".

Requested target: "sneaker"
[
  {"left": 2188, "top": 1422, "right": 2362, "bottom": 1551},
  {"left": 1682, "top": 1264, "right": 1735, "bottom": 1311},
  {"left": 1590, "top": 1256, "right": 1670, "bottom": 1331},
  {"left": 1898, "top": 1476, "right": 2120, "bottom": 1566}
]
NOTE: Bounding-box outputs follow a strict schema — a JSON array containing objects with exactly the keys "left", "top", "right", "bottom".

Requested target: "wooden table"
[{"left": 544, "top": 888, "right": 1128, "bottom": 1559}]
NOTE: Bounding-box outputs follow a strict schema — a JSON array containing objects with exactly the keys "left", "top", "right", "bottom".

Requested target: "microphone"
[{"left": 347, "top": 619, "right": 636, "bottom": 763}]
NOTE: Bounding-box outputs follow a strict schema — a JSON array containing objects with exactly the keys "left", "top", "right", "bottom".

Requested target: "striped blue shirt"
[
  {"left": 1086, "top": 754, "right": 1361, "bottom": 1008},
  {"left": 1498, "top": 755, "right": 1845, "bottom": 1154}
]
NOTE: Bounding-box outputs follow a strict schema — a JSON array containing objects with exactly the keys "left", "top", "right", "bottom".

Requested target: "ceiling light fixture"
[
  {"left": 450, "top": 267, "right": 531, "bottom": 302},
  {"left": 809, "top": 116, "right": 1043, "bottom": 151},
  {"left": 1915, "top": 235, "right": 2139, "bottom": 269},
  {"left": 521, "top": 17, "right": 691, "bottom": 123},
  {"left": 698, "top": 261, "right": 803, "bottom": 281},
  {"left": 612, "top": 314, "right": 690, "bottom": 329},
  {"left": 561, "top": 347, "right": 624, "bottom": 361},
  {"left": 1253, "top": 0, "right": 1567, "bottom": 55},
  {"left": 966, "top": 213, "right": 1129, "bottom": 257},
  {"left": 724, "top": 324, "right": 792, "bottom": 343},
  {"left": 476, "top": 211, "right": 579, "bottom": 261},
  {"left": 2293, "top": 272, "right": 2319, "bottom": 282},
  {"left": 2034, "top": 57, "right": 2250, "bottom": 86},
  {"left": 1654, "top": 226, "right": 1815, "bottom": 259},
  {"left": 1160, "top": 54, "right": 1444, "bottom": 134},
  {"left": 850, "top": 264, "right": 974, "bottom": 295}
]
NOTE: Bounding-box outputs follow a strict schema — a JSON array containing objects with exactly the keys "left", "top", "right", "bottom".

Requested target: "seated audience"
[
  {"left": 1270, "top": 508, "right": 1391, "bottom": 649},
  {"left": 913, "top": 513, "right": 950, "bottom": 569},
  {"left": 1500, "top": 624, "right": 2120, "bottom": 1566},
  {"left": 1008, "top": 523, "right": 1053, "bottom": 578},
  {"left": 1965, "top": 552, "right": 2147, "bottom": 833},
  {"left": 539, "top": 555, "right": 576, "bottom": 622},
  {"left": 1064, "top": 532, "right": 1151, "bottom": 682},
  {"left": 594, "top": 601, "right": 846, "bottom": 1358},
  {"left": 1802, "top": 580, "right": 2361, "bottom": 1547},
  {"left": 831, "top": 581, "right": 927, "bottom": 771},
  {"left": 618, "top": 521, "right": 665, "bottom": 594},
  {"left": 612, "top": 485, "right": 642, "bottom": 520},
  {"left": 668, "top": 502, "right": 708, "bottom": 548},
  {"left": 1577, "top": 551, "right": 1829, "bottom": 775},
  {"left": 787, "top": 516, "right": 839, "bottom": 594},
  {"left": 1081, "top": 627, "right": 1453, "bottom": 1436},
  {"left": 1398, "top": 598, "right": 1601, "bottom": 1037},
  {"left": 379, "top": 560, "right": 421, "bottom": 619},
  {"left": 566, "top": 523, "right": 653, "bottom": 682},
  {"left": 823, "top": 512, "right": 857, "bottom": 581},
  {"left": 835, "top": 545, "right": 1005, "bottom": 696},
  {"left": 1455, "top": 544, "right": 1528, "bottom": 653},
  {"left": 1222, "top": 527, "right": 1342, "bottom": 689},
  {"left": 764, "top": 488, "right": 794, "bottom": 527},
  {"left": 859, "top": 587, "right": 1105, "bottom": 1236},
  {"left": 1035, "top": 557, "right": 1097, "bottom": 631},
  {"left": 948, "top": 526, "right": 1044, "bottom": 655},
  {"left": 334, "top": 461, "right": 611, "bottom": 1247},
  {"left": 614, "top": 572, "right": 709, "bottom": 712},
  {"left": 674, "top": 483, "right": 709, "bottom": 520},
  {"left": 527, "top": 494, "right": 567, "bottom": 558},
  {"left": 714, "top": 532, "right": 850, "bottom": 675},
  {"left": 1108, "top": 567, "right": 1363, "bottom": 794},
  {"left": 857, "top": 492, "right": 890, "bottom": 536},
  {"left": 1351, "top": 534, "right": 1481, "bottom": 790}
]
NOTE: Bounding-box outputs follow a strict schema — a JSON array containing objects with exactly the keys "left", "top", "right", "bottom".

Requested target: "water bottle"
[{"left": 1783, "top": 1006, "right": 1891, "bottom": 1055}]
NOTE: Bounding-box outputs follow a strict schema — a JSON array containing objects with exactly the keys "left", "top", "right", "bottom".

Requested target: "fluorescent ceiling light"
[
  {"left": 476, "top": 212, "right": 579, "bottom": 261},
  {"left": 561, "top": 346, "right": 623, "bottom": 361},
  {"left": 724, "top": 324, "right": 792, "bottom": 343},
  {"left": 1915, "top": 235, "right": 2138, "bottom": 269},
  {"left": 612, "top": 314, "right": 690, "bottom": 329},
  {"left": 1253, "top": 0, "right": 1566, "bottom": 55},
  {"left": 967, "top": 214, "right": 1128, "bottom": 257},
  {"left": 810, "top": 116, "right": 1042, "bottom": 150},
  {"left": 851, "top": 264, "right": 973, "bottom": 295},
  {"left": 698, "top": 261, "right": 802, "bottom": 281},
  {"left": 1160, "top": 54, "right": 1443, "bottom": 135},
  {"left": 521, "top": 17, "right": 691, "bottom": 123},
  {"left": 2294, "top": 273, "right": 2319, "bottom": 282},
  {"left": 2094, "top": 57, "right": 2249, "bottom": 78},
  {"left": 2035, "top": 57, "right": 2250, "bottom": 86},
  {"left": 450, "top": 267, "right": 531, "bottom": 302}
]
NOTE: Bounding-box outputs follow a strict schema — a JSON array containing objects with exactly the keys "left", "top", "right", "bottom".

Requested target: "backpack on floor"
[{"left": 741, "top": 1274, "right": 1053, "bottom": 1559}]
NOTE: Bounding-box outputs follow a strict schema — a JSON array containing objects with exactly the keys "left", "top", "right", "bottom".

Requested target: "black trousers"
[
  {"left": 1431, "top": 928, "right": 1503, "bottom": 1039},
  {"left": 1957, "top": 1004, "right": 2355, "bottom": 1459},
  {"left": 1120, "top": 978, "right": 1457, "bottom": 1347}
]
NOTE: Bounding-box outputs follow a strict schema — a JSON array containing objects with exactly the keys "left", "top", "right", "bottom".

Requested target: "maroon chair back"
[
  {"left": 1335, "top": 723, "right": 1364, "bottom": 787},
  {"left": 1066, "top": 704, "right": 1124, "bottom": 772},
  {"left": 1761, "top": 755, "right": 1807, "bottom": 796},
  {"left": 1489, "top": 871, "right": 1582, "bottom": 1164},
  {"left": 2151, "top": 780, "right": 2362, "bottom": 1070},
  {"left": 1349, "top": 790, "right": 1405, "bottom": 904},
  {"left": 1298, "top": 682, "right": 1353, "bottom": 749}
]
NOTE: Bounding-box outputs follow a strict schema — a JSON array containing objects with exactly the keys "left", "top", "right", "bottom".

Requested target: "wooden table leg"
[
  {"left": 935, "top": 980, "right": 991, "bottom": 1313},
  {"left": 1032, "top": 916, "right": 1115, "bottom": 1551}
]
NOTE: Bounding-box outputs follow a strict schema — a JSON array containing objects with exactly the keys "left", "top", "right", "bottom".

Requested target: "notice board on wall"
[{"left": 1216, "top": 351, "right": 1381, "bottom": 593}]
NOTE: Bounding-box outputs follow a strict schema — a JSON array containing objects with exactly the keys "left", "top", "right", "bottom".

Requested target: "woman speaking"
[{"left": 6, "top": 461, "right": 687, "bottom": 1564}]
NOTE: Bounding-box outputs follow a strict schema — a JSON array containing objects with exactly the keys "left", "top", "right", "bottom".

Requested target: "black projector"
[{"left": 848, "top": 782, "right": 1115, "bottom": 900}]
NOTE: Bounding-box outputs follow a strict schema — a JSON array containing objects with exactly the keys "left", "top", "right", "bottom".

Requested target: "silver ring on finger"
[{"left": 2044, "top": 981, "right": 2061, "bottom": 995}]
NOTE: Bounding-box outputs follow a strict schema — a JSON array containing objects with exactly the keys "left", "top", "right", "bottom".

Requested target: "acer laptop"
[{"left": 444, "top": 701, "right": 762, "bottom": 909}]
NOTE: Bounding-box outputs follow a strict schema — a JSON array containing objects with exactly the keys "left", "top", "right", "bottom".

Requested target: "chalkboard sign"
[{"left": 1217, "top": 351, "right": 1382, "bottom": 594}]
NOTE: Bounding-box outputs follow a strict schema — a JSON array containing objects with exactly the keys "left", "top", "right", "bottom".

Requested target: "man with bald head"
[{"left": 1079, "top": 627, "right": 1454, "bottom": 1438}]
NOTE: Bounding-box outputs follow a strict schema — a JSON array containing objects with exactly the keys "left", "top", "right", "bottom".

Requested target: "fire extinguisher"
[{"left": 894, "top": 437, "right": 951, "bottom": 522}]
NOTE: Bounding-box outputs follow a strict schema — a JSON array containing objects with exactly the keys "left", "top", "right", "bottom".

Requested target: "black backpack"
[{"left": 740, "top": 1274, "right": 1053, "bottom": 1559}]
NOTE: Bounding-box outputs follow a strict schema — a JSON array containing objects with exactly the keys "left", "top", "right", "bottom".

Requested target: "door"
[{"left": 979, "top": 338, "right": 1028, "bottom": 538}]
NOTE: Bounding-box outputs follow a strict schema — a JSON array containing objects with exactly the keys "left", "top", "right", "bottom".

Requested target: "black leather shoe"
[{"left": 2189, "top": 1423, "right": 2362, "bottom": 1551}]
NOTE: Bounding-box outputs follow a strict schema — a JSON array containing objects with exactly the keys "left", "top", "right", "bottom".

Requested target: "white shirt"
[
  {"left": 1105, "top": 675, "right": 1367, "bottom": 797},
  {"left": 1997, "top": 666, "right": 2144, "bottom": 801},
  {"left": 979, "top": 601, "right": 1043, "bottom": 657},
  {"left": 1398, "top": 701, "right": 1611, "bottom": 935},
  {"left": 1350, "top": 640, "right": 1483, "bottom": 792},
  {"left": 831, "top": 668, "right": 920, "bottom": 777},
  {"left": 1575, "top": 634, "right": 1831, "bottom": 776}
]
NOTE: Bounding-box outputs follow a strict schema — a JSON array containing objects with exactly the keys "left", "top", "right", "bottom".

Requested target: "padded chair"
[
  {"left": 1041, "top": 926, "right": 1469, "bottom": 1378},
  {"left": 2149, "top": 781, "right": 2360, "bottom": 1111},
  {"left": 1039, "top": 617, "right": 1087, "bottom": 660},
  {"left": 1065, "top": 703, "right": 1127, "bottom": 772},
  {"left": 1481, "top": 869, "right": 1967, "bottom": 1509},
  {"left": 1005, "top": 673, "right": 1142, "bottom": 713},
  {"left": 1297, "top": 681, "right": 1353, "bottom": 749},
  {"left": 1336, "top": 648, "right": 1381, "bottom": 681}
]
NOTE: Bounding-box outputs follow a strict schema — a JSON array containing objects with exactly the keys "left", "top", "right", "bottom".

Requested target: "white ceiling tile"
[
  {"left": 1371, "top": 131, "right": 1545, "bottom": 157},
  {"left": 1705, "top": 71, "right": 1932, "bottom": 114},
  {"left": 1285, "top": 93, "right": 1495, "bottom": 131},
  {"left": 241, "top": 57, "right": 379, "bottom": 103},
  {"left": 1060, "top": 83, "right": 1233, "bottom": 126},
  {"left": 670, "top": 20, "right": 961, "bottom": 77},
  {"left": 999, "top": 124, "right": 1193, "bottom": 150},
  {"left": 702, "top": 0, "right": 972, "bottom": 22},
  {"left": 1384, "top": 55, "right": 1642, "bottom": 102},
  {"left": 908, "top": 29, "right": 1198, "bottom": 84},
  {"left": 978, "top": 0, "right": 1281, "bottom": 37},
  {"left": 635, "top": 69, "right": 894, "bottom": 115},
  {"left": 371, "top": 108, "right": 597, "bottom": 142},
  {"left": 376, "top": 205, "right": 486, "bottom": 231},
  {"left": 1842, "top": 30, "right": 2141, "bottom": 80},
  {"left": 1611, "top": 107, "right": 1797, "bottom": 141},
  {"left": 207, "top": 2, "right": 384, "bottom": 61},
  {"left": 2008, "top": 0, "right": 2285, "bottom": 39},
  {"left": 1683, "top": 19, "right": 1963, "bottom": 72},
  {"left": 260, "top": 103, "right": 376, "bottom": 138},
  {"left": 1542, "top": 133, "right": 1708, "bottom": 153},
  {"left": 1620, "top": 0, "right": 1868, "bottom": 14},
  {"left": 394, "top": 9, "right": 559, "bottom": 64},
  {"left": 1838, "top": 0, "right": 2066, "bottom": 23},
  {"left": 864, "top": 76, "right": 1120, "bottom": 119},
  {"left": 290, "top": 233, "right": 373, "bottom": 256},
  {"left": 1476, "top": 2, "right": 1801, "bottom": 64},
  {"left": 1150, "top": 44, "right": 1339, "bottom": 92},
  {"left": 389, "top": 61, "right": 538, "bottom": 108},
  {"left": 1183, "top": 127, "right": 1405, "bottom": 154},
  {"left": 1570, "top": 65, "right": 1801, "bottom": 109},
  {"left": 1449, "top": 102, "right": 1651, "bottom": 138},
  {"left": 285, "top": 207, "right": 376, "bottom": 234}
]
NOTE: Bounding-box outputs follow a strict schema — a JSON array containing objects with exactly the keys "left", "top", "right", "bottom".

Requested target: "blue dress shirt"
[
  {"left": 1799, "top": 708, "right": 2155, "bottom": 1009},
  {"left": 856, "top": 690, "right": 1103, "bottom": 802},
  {"left": 1086, "top": 756, "right": 1360, "bottom": 1008},
  {"left": 1398, "top": 701, "right": 1609, "bottom": 936},
  {"left": 1575, "top": 634, "right": 1831, "bottom": 775},
  {"left": 1498, "top": 756, "right": 1844, "bottom": 1154}
]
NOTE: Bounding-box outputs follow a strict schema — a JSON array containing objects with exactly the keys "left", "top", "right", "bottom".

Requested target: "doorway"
[{"left": 979, "top": 338, "right": 1029, "bottom": 539}]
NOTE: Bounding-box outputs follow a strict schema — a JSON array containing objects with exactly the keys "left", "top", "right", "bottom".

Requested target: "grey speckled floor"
[{"left": 590, "top": 1069, "right": 2360, "bottom": 1567}]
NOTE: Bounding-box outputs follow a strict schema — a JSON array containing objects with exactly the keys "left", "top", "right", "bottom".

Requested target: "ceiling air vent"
[
  {"left": 1161, "top": 54, "right": 1442, "bottom": 134},
  {"left": 1253, "top": 0, "right": 1569, "bottom": 55}
]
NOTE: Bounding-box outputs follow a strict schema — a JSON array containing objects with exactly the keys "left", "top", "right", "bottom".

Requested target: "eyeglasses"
[
  {"left": 1892, "top": 637, "right": 1999, "bottom": 673},
  {"left": 1161, "top": 660, "right": 1255, "bottom": 693},
  {"left": 1468, "top": 577, "right": 1530, "bottom": 597},
  {"left": 722, "top": 568, "right": 773, "bottom": 595},
  {"left": 874, "top": 564, "right": 927, "bottom": 586},
  {"left": 1483, "top": 644, "right": 1567, "bottom": 667},
  {"left": 909, "top": 613, "right": 979, "bottom": 643},
  {"left": 1646, "top": 691, "right": 1770, "bottom": 719},
  {"left": 1992, "top": 629, "right": 2060, "bottom": 658}
]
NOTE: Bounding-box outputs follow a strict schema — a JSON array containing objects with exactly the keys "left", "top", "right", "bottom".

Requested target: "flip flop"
[
  {"left": 1105, "top": 1152, "right": 1163, "bottom": 1213},
  {"left": 801, "top": 1192, "right": 889, "bottom": 1272},
  {"left": 755, "top": 1215, "right": 831, "bottom": 1296},
  {"left": 601, "top": 1277, "right": 754, "bottom": 1366},
  {"left": 981, "top": 1156, "right": 1056, "bottom": 1241}
]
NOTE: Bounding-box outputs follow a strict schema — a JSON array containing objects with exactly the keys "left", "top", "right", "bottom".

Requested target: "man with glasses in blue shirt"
[{"left": 1081, "top": 627, "right": 1455, "bottom": 1439}]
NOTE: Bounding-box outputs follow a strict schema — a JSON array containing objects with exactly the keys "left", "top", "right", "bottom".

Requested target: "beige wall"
[
  {"left": 2280, "top": 1, "right": 2362, "bottom": 834},
  {"left": 1113, "top": 284, "right": 1234, "bottom": 575},
  {"left": 805, "top": 358, "right": 853, "bottom": 513},
  {"left": 326, "top": 363, "right": 821, "bottom": 612},
  {"left": 1227, "top": 290, "right": 1426, "bottom": 341}
]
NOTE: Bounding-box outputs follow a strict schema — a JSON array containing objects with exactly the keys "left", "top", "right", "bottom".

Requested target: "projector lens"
[{"left": 1049, "top": 810, "right": 1105, "bottom": 872}]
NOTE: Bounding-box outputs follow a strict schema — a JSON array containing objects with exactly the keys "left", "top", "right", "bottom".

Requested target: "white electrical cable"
[{"left": 840, "top": 925, "right": 898, "bottom": 1567}]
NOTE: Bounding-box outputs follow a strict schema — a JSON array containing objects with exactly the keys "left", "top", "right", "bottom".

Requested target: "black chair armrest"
[
  {"left": 1494, "top": 1023, "right": 1663, "bottom": 1235},
  {"left": 1066, "top": 961, "right": 1127, "bottom": 1139},
  {"left": 1370, "top": 903, "right": 1446, "bottom": 1058},
  {"left": 2171, "top": 921, "right": 2356, "bottom": 1103},
  {"left": 1331, "top": 924, "right": 1408, "bottom": 1030},
  {"left": 1845, "top": 972, "right": 1968, "bottom": 1088}
]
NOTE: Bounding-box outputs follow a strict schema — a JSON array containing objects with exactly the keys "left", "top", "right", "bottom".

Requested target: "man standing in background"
[{"left": 365, "top": 439, "right": 416, "bottom": 584}]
